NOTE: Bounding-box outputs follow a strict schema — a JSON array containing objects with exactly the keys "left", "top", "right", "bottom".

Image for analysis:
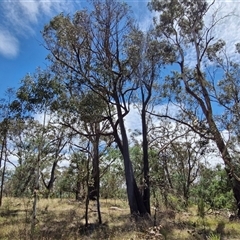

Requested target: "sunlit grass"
[{"left": 0, "top": 197, "right": 239, "bottom": 239}]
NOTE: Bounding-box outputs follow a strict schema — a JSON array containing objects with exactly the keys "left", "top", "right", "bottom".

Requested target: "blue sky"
[
  {"left": 0, "top": 0, "right": 240, "bottom": 100},
  {"left": 1, "top": 0, "right": 239, "bottom": 169},
  {"left": 0, "top": 0, "right": 151, "bottom": 99}
]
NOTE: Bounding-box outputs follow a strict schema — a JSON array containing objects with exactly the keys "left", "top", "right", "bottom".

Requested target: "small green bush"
[{"left": 207, "top": 232, "right": 221, "bottom": 240}]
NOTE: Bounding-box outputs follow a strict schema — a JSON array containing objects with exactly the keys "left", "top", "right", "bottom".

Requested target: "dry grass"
[{"left": 0, "top": 197, "right": 239, "bottom": 240}]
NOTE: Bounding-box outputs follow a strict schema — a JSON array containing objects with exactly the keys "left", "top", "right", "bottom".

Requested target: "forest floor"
[{"left": 0, "top": 197, "right": 239, "bottom": 240}]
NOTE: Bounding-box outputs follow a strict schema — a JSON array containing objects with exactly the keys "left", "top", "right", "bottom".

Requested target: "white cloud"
[
  {"left": 2, "top": 0, "right": 77, "bottom": 35},
  {"left": 130, "top": 0, "right": 153, "bottom": 32},
  {"left": 184, "top": 0, "right": 240, "bottom": 66},
  {"left": 0, "top": 29, "right": 19, "bottom": 58},
  {"left": 19, "top": 0, "right": 40, "bottom": 24},
  {"left": 148, "top": 0, "right": 240, "bottom": 66},
  {"left": 0, "top": 0, "right": 77, "bottom": 58},
  {"left": 125, "top": 106, "right": 141, "bottom": 132},
  {"left": 206, "top": 1, "right": 240, "bottom": 54}
]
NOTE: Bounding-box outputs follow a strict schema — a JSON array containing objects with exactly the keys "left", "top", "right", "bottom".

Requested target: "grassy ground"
[{"left": 0, "top": 197, "right": 239, "bottom": 239}]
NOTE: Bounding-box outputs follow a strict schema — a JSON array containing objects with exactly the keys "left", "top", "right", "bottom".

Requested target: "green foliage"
[
  {"left": 192, "top": 165, "right": 234, "bottom": 210},
  {"left": 56, "top": 152, "right": 88, "bottom": 199},
  {"left": 197, "top": 197, "right": 205, "bottom": 219},
  {"left": 100, "top": 167, "right": 126, "bottom": 199},
  {"left": 100, "top": 148, "right": 126, "bottom": 199},
  {"left": 166, "top": 194, "right": 185, "bottom": 211},
  {"left": 14, "top": 69, "right": 61, "bottom": 115},
  {"left": 207, "top": 232, "right": 221, "bottom": 240},
  {"left": 78, "top": 91, "right": 108, "bottom": 123}
]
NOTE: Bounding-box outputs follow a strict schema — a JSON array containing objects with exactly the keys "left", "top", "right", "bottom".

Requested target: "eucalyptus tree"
[
  {"left": 42, "top": 0, "right": 150, "bottom": 216},
  {"left": 57, "top": 151, "right": 88, "bottom": 201},
  {"left": 39, "top": 124, "right": 68, "bottom": 198},
  {"left": 166, "top": 135, "right": 205, "bottom": 207},
  {"left": 7, "top": 112, "right": 71, "bottom": 234},
  {"left": 216, "top": 61, "right": 240, "bottom": 172},
  {"left": 136, "top": 116, "right": 203, "bottom": 208},
  {"left": 10, "top": 71, "right": 70, "bottom": 233},
  {"left": 0, "top": 119, "right": 7, "bottom": 206},
  {"left": 30, "top": 114, "right": 46, "bottom": 234},
  {"left": 14, "top": 73, "right": 69, "bottom": 196},
  {"left": 128, "top": 28, "right": 171, "bottom": 214},
  {"left": 7, "top": 118, "right": 38, "bottom": 197},
  {"left": 0, "top": 89, "right": 15, "bottom": 206},
  {"left": 51, "top": 86, "right": 111, "bottom": 225},
  {"left": 6, "top": 115, "right": 68, "bottom": 198},
  {"left": 149, "top": 0, "right": 240, "bottom": 216}
]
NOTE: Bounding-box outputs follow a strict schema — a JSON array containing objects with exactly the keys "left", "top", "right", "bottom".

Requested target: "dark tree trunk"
[
  {"left": 85, "top": 149, "right": 91, "bottom": 227},
  {"left": 88, "top": 175, "right": 97, "bottom": 201},
  {"left": 141, "top": 107, "right": 151, "bottom": 215},
  {"left": 182, "top": 64, "right": 240, "bottom": 218},
  {"left": 162, "top": 153, "right": 173, "bottom": 189},
  {"left": 0, "top": 139, "right": 7, "bottom": 206},
  {"left": 42, "top": 160, "right": 58, "bottom": 198},
  {"left": 207, "top": 118, "right": 240, "bottom": 218},
  {"left": 87, "top": 125, "right": 102, "bottom": 224},
  {"left": 92, "top": 133, "right": 102, "bottom": 224},
  {"left": 114, "top": 101, "right": 148, "bottom": 217},
  {"left": 233, "top": 178, "right": 240, "bottom": 218},
  {"left": 0, "top": 137, "right": 7, "bottom": 207},
  {"left": 42, "top": 137, "right": 66, "bottom": 198}
]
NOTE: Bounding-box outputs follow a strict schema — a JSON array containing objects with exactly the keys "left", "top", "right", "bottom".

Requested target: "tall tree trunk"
[
  {"left": 115, "top": 102, "right": 148, "bottom": 217},
  {"left": 208, "top": 118, "right": 240, "bottom": 217},
  {"left": 92, "top": 132, "right": 102, "bottom": 224},
  {"left": 141, "top": 107, "right": 151, "bottom": 215},
  {"left": 183, "top": 63, "right": 240, "bottom": 217},
  {"left": 0, "top": 136, "right": 7, "bottom": 207},
  {"left": 31, "top": 157, "right": 40, "bottom": 238},
  {"left": 85, "top": 148, "right": 91, "bottom": 227},
  {"left": 233, "top": 180, "right": 240, "bottom": 217},
  {"left": 31, "top": 111, "right": 46, "bottom": 236}
]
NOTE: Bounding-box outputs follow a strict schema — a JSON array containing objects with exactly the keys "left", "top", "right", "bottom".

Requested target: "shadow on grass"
[
  {"left": 0, "top": 209, "right": 27, "bottom": 217},
  {"left": 5, "top": 206, "right": 238, "bottom": 240},
  {"left": 38, "top": 211, "right": 157, "bottom": 240},
  {"left": 78, "top": 218, "right": 153, "bottom": 240}
]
